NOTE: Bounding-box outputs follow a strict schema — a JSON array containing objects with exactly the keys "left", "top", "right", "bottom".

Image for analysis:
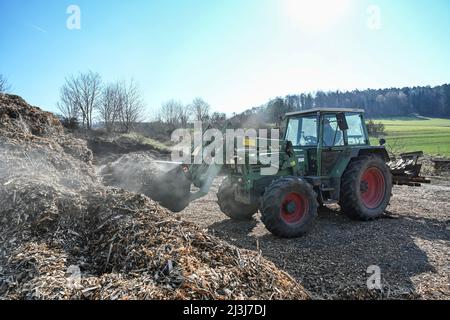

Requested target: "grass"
[{"left": 368, "top": 117, "right": 450, "bottom": 156}]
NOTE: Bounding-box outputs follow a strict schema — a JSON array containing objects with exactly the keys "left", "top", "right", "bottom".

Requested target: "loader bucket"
[{"left": 145, "top": 164, "right": 192, "bottom": 212}]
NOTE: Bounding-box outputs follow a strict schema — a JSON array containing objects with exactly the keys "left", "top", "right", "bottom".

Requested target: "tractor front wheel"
[
  {"left": 340, "top": 155, "right": 392, "bottom": 220},
  {"left": 217, "top": 178, "right": 259, "bottom": 221},
  {"left": 261, "top": 177, "right": 318, "bottom": 238}
]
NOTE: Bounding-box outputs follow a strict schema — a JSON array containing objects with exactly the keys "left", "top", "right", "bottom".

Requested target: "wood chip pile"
[{"left": 0, "top": 94, "right": 309, "bottom": 300}]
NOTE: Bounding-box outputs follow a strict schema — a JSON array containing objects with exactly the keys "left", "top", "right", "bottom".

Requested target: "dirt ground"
[{"left": 179, "top": 177, "right": 450, "bottom": 300}]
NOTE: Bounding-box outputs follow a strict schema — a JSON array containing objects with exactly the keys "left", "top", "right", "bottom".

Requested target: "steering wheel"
[{"left": 303, "top": 135, "right": 317, "bottom": 145}]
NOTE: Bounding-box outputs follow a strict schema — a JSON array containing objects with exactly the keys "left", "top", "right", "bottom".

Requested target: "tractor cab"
[
  {"left": 282, "top": 108, "right": 385, "bottom": 205},
  {"left": 284, "top": 108, "right": 369, "bottom": 175}
]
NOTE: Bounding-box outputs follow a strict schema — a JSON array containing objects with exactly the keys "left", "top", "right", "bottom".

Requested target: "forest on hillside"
[{"left": 231, "top": 84, "right": 450, "bottom": 126}]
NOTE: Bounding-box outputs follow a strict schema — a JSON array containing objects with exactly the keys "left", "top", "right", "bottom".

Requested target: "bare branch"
[
  {"left": 0, "top": 74, "right": 12, "bottom": 93},
  {"left": 117, "top": 79, "right": 145, "bottom": 133},
  {"left": 58, "top": 71, "right": 102, "bottom": 129},
  {"left": 190, "top": 97, "right": 210, "bottom": 122},
  {"left": 99, "top": 82, "right": 122, "bottom": 132},
  {"left": 159, "top": 100, "right": 188, "bottom": 128}
]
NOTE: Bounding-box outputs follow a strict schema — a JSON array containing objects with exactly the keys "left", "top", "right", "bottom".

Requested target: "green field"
[{"left": 368, "top": 117, "right": 450, "bottom": 156}]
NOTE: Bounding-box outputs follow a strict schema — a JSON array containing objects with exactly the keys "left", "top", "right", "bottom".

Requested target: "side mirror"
[
  {"left": 336, "top": 112, "right": 349, "bottom": 131},
  {"left": 379, "top": 138, "right": 386, "bottom": 146}
]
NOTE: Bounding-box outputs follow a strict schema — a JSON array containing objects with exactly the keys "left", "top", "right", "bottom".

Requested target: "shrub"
[
  {"left": 60, "top": 117, "right": 80, "bottom": 130},
  {"left": 367, "top": 120, "right": 386, "bottom": 137}
]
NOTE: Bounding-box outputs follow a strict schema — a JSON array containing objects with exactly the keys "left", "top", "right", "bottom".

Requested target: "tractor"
[{"left": 152, "top": 108, "right": 428, "bottom": 238}]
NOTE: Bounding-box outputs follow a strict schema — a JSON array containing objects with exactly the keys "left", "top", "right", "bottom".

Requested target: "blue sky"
[{"left": 0, "top": 0, "right": 449, "bottom": 117}]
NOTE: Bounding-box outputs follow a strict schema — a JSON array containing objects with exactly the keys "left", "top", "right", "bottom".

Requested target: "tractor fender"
[{"left": 352, "top": 147, "right": 390, "bottom": 162}]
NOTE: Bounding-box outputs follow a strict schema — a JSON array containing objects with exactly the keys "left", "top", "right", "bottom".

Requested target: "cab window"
[
  {"left": 322, "top": 114, "right": 344, "bottom": 147},
  {"left": 285, "top": 116, "right": 318, "bottom": 146},
  {"left": 345, "top": 113, "right": 367, "bottom": 145}
]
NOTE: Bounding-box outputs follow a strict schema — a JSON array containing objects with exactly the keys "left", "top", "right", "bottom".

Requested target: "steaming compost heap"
[{"left": 0, "top": 94, "right": 309, "bottom": 300}]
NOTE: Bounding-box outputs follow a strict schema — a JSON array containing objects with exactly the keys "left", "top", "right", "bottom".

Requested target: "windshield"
[{"left": 285, "top": 116, "right": 318, "bottom": 146}]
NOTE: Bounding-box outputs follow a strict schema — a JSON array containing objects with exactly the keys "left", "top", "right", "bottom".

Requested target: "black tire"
[
  {"left": 217, "top": 178, "right": 259, "bottom": 221},
  {"left": 340, "top": 155, "right": 392, "bottom": 221},
  {"left": 261, "top": 177, "right": 318, "bottom": 238}
]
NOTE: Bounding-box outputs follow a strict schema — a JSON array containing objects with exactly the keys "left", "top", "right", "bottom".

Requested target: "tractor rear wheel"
[
  {"left": 340, "top": 155, "right": 392, "bottom": 220},
  {"left": 217, "top": 178, "right": 259, "bottom": 221},
  {"left": 261, "top": 177, "right": 318, "bottom": 238}
]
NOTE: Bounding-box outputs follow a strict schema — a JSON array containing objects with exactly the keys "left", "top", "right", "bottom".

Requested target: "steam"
[
  {"left": 99, "top": 151, "right": 192, "bottom": 212},
  {"left": 100, "top": 151, "right": 174, "bottom": 194},
  {"left": 0, "top": 142, "right": 95, "bottom": 192}
]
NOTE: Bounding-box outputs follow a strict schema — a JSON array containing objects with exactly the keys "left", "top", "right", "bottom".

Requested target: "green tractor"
[{"left": 153, "top": 108, "right": 428, "bottom": 238}]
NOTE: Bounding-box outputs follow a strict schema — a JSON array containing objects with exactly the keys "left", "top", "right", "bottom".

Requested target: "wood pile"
[{"left": 0, "top": 94, "right": 309, "bottom": 300}]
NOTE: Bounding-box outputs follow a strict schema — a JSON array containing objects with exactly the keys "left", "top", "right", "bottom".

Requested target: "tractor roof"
[{"left": 285, "top": 108, "right": 365, "bottom": 117}]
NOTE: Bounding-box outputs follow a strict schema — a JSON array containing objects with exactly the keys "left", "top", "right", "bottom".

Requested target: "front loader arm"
[
  {"left": 188, "top": 162, "right": 223, "bottom": 202},
  {"left": 151, "top": 123, "right": 228, "bottom": 211}
]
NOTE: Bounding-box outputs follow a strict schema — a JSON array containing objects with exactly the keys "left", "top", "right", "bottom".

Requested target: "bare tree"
[
  {"left": 178, "top": 103, "right": 191, "bottom": 127},
  {"left": 159, "top": 100, "right": 187, "bottom": 128},
  {"left": 99, "top": 82, "right": 122, "bottom": 132},
  {"left": 118, "top": 79, "right": 145, "bottom": 133},
  {"left": 190, "top": 97, "right": 210, "bottom": 122},
  {"left": 58, "top": 71, "right": 102, "bottom": 129},
  {"left": 210, "top": 112, "right": 227, "bottom": 126},
  {"left": 57, "top": 85, "right": 80, "bottom": 121},
  {"left": 0, "top": 74, "right": 12, "bottom": 93}
]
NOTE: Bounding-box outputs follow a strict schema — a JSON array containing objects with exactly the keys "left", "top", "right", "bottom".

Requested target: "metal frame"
[{"left": 285, "top": 108, "right": 365, "bottom": 117}]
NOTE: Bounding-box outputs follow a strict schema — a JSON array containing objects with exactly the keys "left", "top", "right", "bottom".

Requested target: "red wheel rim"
[
  {"left": 360, "top": 167, "right": 386, "bottom": 209},
  {"left": 280, "top": 192, "right": 308, "bottom": 224}
]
